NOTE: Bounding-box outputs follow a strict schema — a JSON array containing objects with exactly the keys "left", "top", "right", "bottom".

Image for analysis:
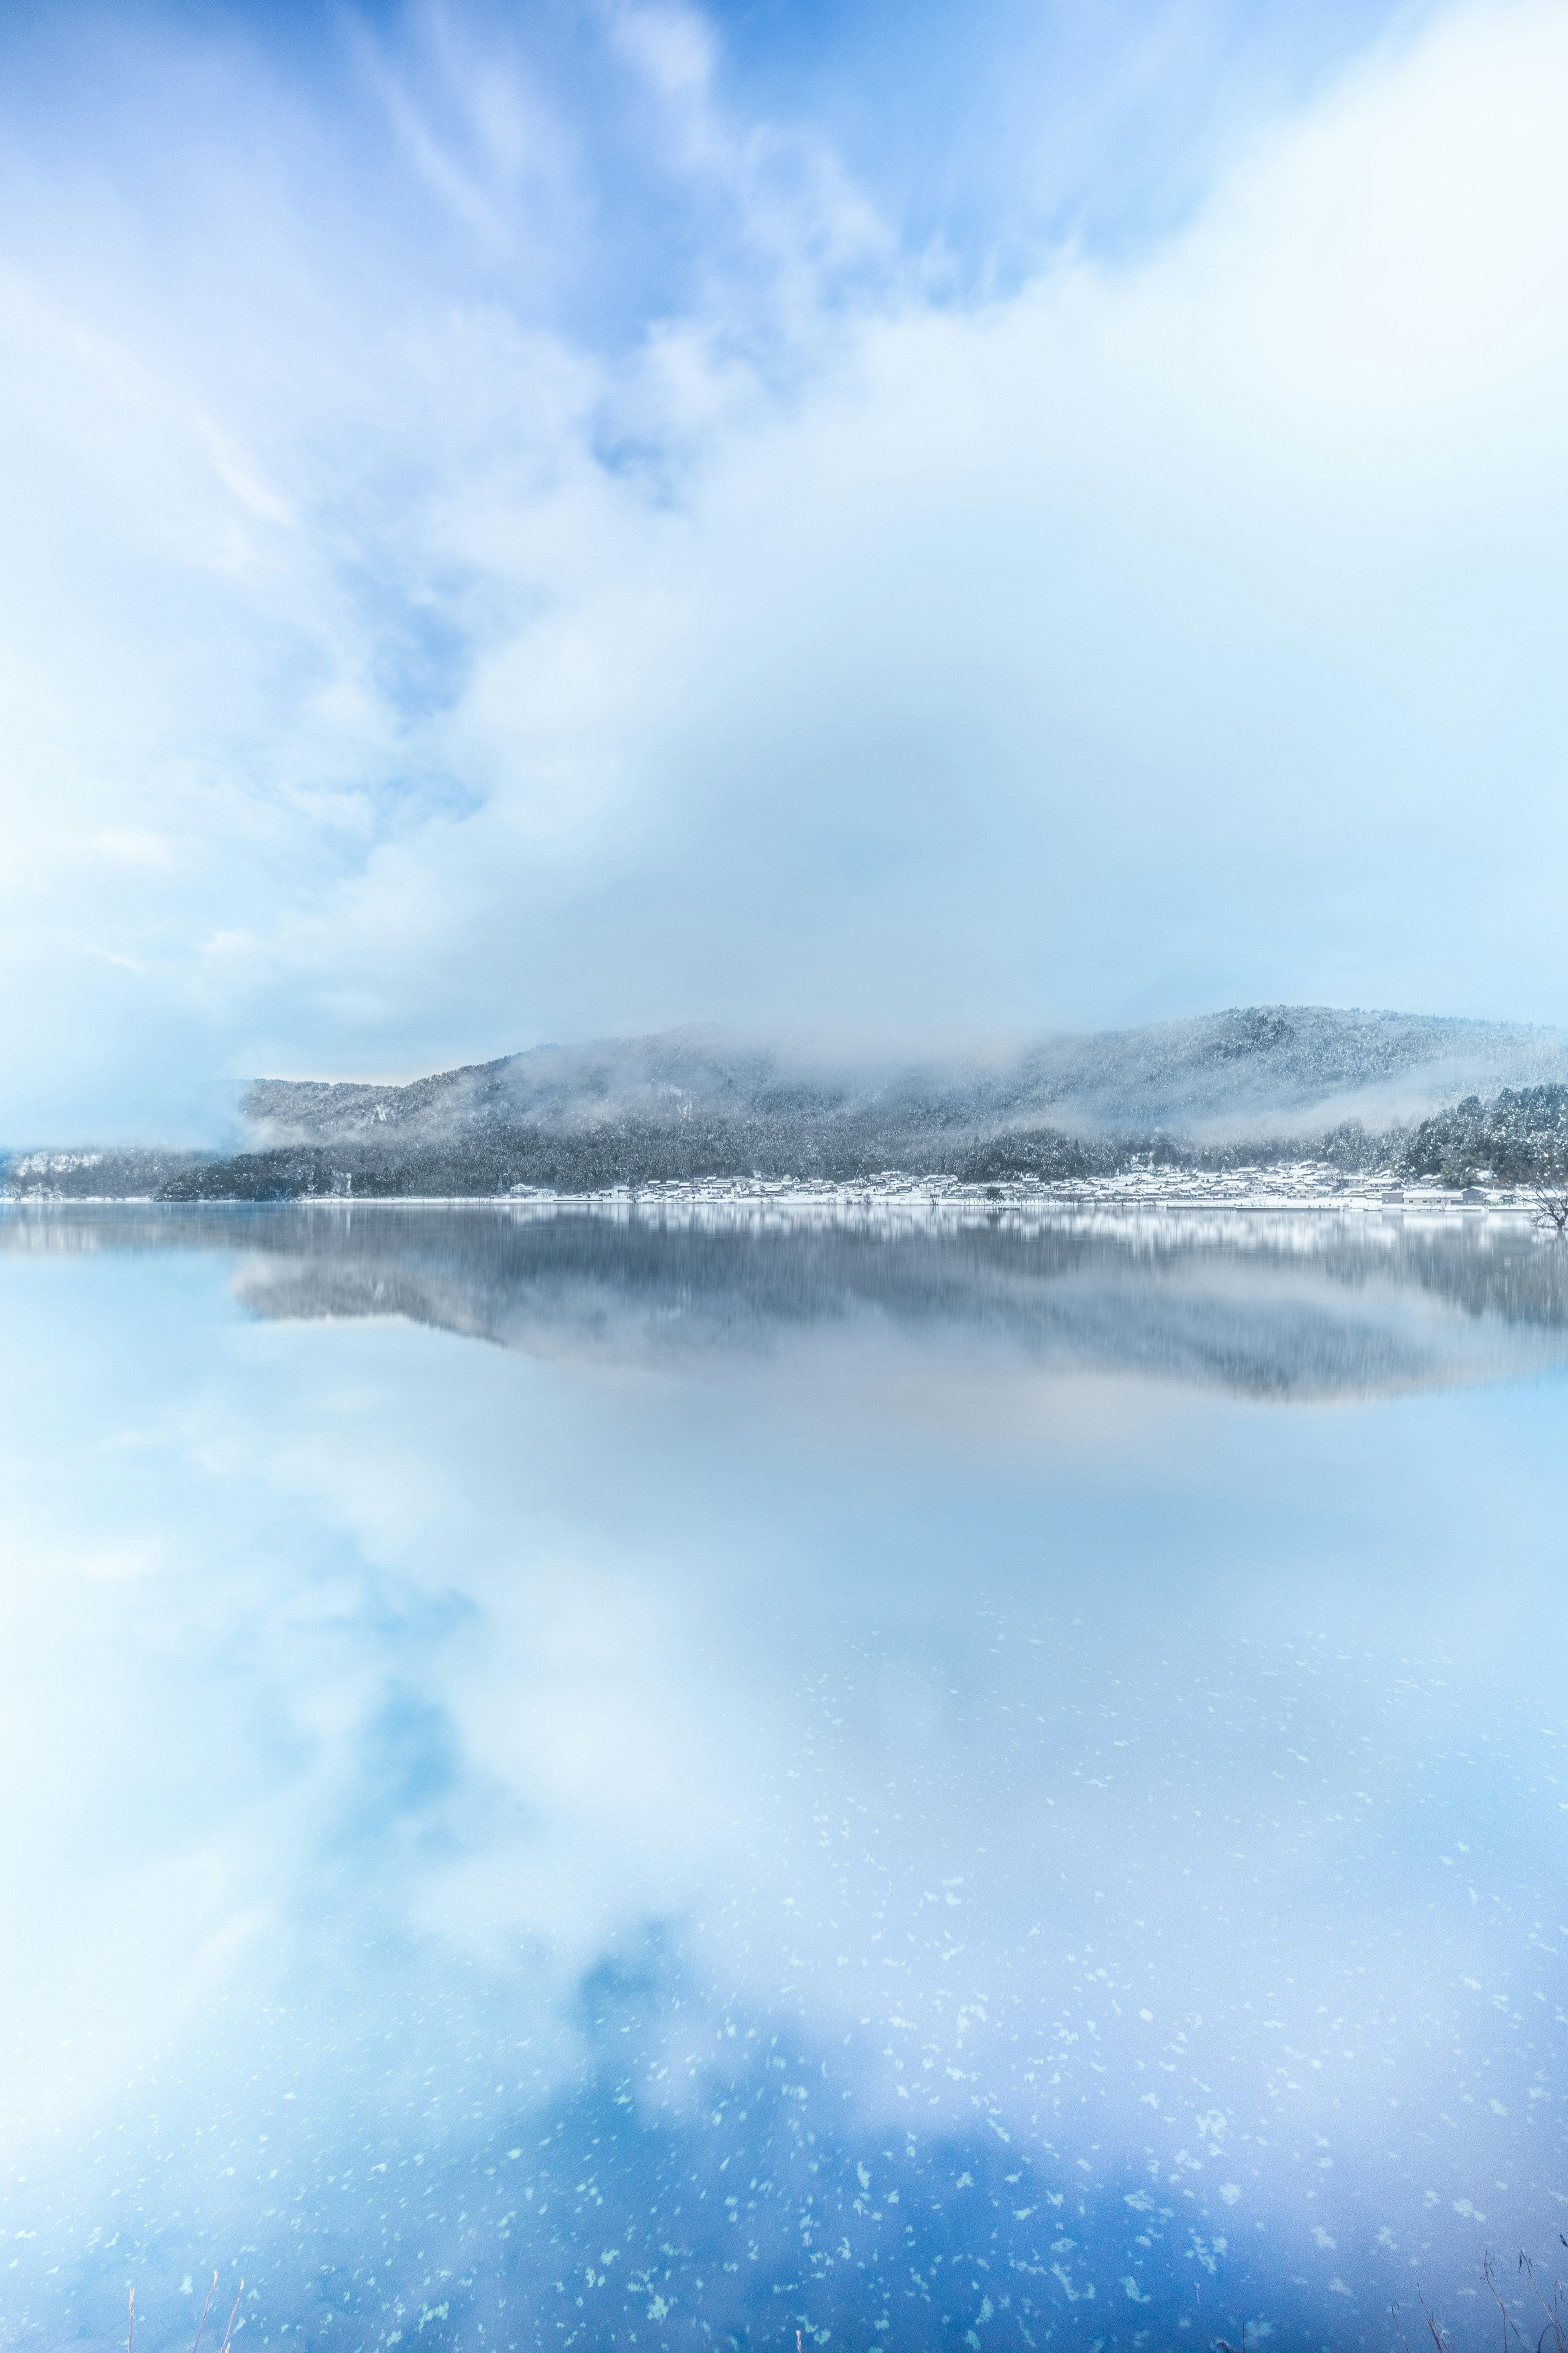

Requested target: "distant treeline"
[
  {"left": 7, "top": 1086, "right": 1568, "bottom": 1200},
  {"left": 1400, "top": 1085, "right": 1568, "bottom": 1182}
]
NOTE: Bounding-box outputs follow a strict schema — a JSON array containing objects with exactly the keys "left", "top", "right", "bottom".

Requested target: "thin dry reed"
[{"left": 127, "top": 2272, "right": 243, "bottom": 2353}]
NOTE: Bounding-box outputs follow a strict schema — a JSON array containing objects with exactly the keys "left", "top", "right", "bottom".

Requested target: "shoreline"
[{"left": 0, "top": 1164, "right": 1550, "bottom": 1222}]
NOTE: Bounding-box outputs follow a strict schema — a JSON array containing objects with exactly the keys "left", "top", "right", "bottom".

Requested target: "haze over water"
[{"left": 3, "top": 1202, "right": 1567, "bottom": 2353}]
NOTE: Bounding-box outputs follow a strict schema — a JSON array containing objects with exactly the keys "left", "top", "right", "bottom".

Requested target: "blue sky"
[{"left": 2, "top": 0, "right": 1566, "bottom": 1137}]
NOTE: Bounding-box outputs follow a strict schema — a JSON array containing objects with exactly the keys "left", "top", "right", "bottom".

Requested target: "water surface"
[{"left": 3, "top": 1202, "right": 1567, "bottom": 2353}]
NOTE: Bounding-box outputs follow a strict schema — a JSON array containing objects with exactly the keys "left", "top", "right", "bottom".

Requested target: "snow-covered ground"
[{"left": 490, "top": 1162, "right": 1543, "bottom": 1225}]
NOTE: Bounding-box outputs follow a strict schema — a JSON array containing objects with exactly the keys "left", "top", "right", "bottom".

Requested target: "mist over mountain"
[
  {"left": 247, "top": 1005, "right": 1568, "bottom": 1144},
  {"left": 9, "top": 1006, "right": 1568, "bottom": 1199}
]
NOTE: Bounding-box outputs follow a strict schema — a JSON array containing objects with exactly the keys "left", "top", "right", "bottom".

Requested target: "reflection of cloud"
[{"left": 4, "top": 1221, "right": 1568, "bottom": 2344}]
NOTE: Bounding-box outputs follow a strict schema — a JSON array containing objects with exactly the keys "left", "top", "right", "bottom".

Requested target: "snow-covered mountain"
[
  {"left": 245, "top": 1006, "right": 1568, "bottom": 1152},
  {"left": 10, "top": 1007, "right": 1568, "bottom": 1199}
]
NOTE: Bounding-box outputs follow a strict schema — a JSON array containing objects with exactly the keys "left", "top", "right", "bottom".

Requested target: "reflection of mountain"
[{"left": 8, "top": 1199, "right": 1568, "bottom": 1401}]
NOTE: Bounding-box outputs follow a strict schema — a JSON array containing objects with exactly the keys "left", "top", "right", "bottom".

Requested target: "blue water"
[{"left": 3, "top": 1204, "right": 1567, "bottom": 2353}]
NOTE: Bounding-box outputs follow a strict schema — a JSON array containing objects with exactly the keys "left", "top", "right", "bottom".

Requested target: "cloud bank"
[{"left": 2, "top": 0, "right": 1566, "bottom": 1135}]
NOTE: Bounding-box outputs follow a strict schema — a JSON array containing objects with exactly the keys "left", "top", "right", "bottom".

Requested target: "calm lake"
[{"left": 4, "top": 1200, "right": 1568, "bottom": 2353}]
